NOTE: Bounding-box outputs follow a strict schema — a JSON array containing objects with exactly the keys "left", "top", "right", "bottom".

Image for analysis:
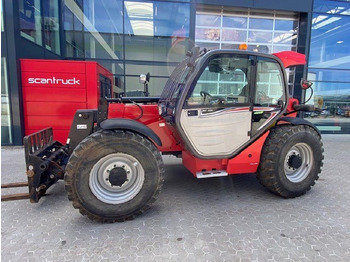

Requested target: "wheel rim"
[
  {"left": 284, "top": 143, "right": 314, "bottom": 183},
  {"left": 89, "top": 153, "right": 145, "bottom": 204}
]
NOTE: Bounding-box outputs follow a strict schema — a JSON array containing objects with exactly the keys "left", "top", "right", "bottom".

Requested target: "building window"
[
  {"left": 309, "top": 14, "right": 350, "bottom": 69},
  {"left": 43, "top": 0, "right": 60, "bottom": 54},
  {"left": 84, "top": 0, "right": 124, "bottom": 59},
  {"left": 195, "top": 9, "right": 299, "bottom": 54},
  {"left": 187, "top": 54, "right": 252, "bottom": 106},
  {"left": 63, "top": 0, "right": 191, "bottom": 96},
  {"left": 1, "top": 57, "right": 12, "bottom": 144},
  {"left": 19, "top": 0, "right": 42, "bottom": 45},
  {"left": 64, "top": 0, "right": 124, "bottom": 59},
  {"left": 1, "top": 0, "right": 4, "bottom": 32},
  {"left": 306, "top": 2, "right": 350, "bottom": 133},
  {"left": 124, "top": 1, "right": 191, "bottom": 63}
]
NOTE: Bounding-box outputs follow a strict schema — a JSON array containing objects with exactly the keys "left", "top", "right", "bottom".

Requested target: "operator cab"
[{"left": 159, "top": 47, "right": 288, "bottom": 159}]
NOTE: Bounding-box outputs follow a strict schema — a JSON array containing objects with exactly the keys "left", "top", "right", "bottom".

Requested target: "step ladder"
[{"left": 196, "top": 170, "right": 228, "bottom": 179}]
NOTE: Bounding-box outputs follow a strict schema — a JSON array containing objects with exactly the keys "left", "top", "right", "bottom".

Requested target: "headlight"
[{"left": 158, "top": 104, "right": 163, "bottom": 116}]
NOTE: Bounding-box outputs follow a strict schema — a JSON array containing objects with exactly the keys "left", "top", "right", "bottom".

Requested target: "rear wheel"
[
  {"left": 64, "top": 130, "right": 164, "bottom": 222},
  {"left": 257, "top": 125, "right": 324, "bottom": 198}
]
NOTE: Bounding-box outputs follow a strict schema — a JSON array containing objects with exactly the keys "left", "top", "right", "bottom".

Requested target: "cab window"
[
  {"left": 255, "top": 58, "right": 285, "bottom": 106},
  {"left": 186, "top": 54, "right": 252, "bottom": 106}
]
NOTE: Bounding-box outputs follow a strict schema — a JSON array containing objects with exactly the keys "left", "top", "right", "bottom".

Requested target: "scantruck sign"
[
  {"left": 20, "top": 59, "right": 113, "bottom": 144},
  {"left": 27, "top": 77, "right": 81, "bottom": 85}
]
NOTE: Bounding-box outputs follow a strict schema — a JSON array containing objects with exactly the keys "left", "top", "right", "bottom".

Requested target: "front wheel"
[
  {"left": 64, "top": 130, "right": 164, "bottom": 222},
  {"left": 257, "top": 125, "right": 324, "bottom": 198}
]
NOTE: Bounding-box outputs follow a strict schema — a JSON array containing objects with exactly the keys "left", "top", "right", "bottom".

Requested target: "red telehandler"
[{"left": 22, "top": 48, "right": 323, "bottom": 222}]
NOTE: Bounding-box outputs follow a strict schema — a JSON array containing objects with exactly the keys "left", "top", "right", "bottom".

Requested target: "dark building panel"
[
  {"left": 195, "top": 0, "right": 313, "bottom": 12},
  {"left": 254, "top": 0, "right": 313, "bottom": 12},
  {"left": 17, "top": 39, "right": 61, "bottom": 60}
]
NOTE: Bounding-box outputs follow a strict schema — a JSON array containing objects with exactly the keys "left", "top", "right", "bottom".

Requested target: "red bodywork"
[
  {"left": 22, "top": 51, "right": 306, "bottom": 177},
  {"left": 21, "top": 59, "right": 113, "bottom": 143},
  {"left": 108, "top": 103, "right": 269, "bottom": 176},
  {"left": 273, "top": 51, "right": 306, "bottom": 68},
  {"left": 108, "top": 51, "right": 307, "bottom": 177}
]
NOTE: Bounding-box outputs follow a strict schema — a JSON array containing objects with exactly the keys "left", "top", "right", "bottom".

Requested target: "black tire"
[
  {"left": 257, "top": 125, "right": 324, "bottom": 198},
  {"left": 64, "top": 130, "right": 164, "bottom": 222}
]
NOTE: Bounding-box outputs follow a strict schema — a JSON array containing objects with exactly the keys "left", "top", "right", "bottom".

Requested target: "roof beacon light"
[{"left": 239, "top": 43, "right": 248, "bottom": 50}]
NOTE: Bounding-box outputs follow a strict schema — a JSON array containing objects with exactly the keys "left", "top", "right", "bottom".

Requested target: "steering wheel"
[
  {"left": 200, "top": 91, "right": 212, "bottom": 98},
  {"left": 200, "top": 91, "right": 212, "bottom": 104},
  {"left": 200, "top": 91, "right": 226, "bottom": 106}
]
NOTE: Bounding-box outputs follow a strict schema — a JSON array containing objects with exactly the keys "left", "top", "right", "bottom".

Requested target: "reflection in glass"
[
  {"left": 196, "top": 14, "right": 221, "bottom": 27},
  {"left": 195, "top": 28, "right": 220, "bottom": 41},
  {"left": 124, "top": 1, "right": 154, "bottom": 36},
  {"left": 221, "top": 43, "right": 240, "bottom": 50},
  {"left": 248, "top": 31, "right": 273, "bottom": 43},
  {"left": 84, "top": 0, "right": 123, "bottom": 59},
  {"left": 1, "top": 58, "right": 12, "bottom": 144},
  {"left": 248, "top": 45, "right": 271, "bottom": 53},
  {"left": 124, "top": 1, "right": 190, "bottom": 62},
  {"left": 272, "top": 45, "right": 295, "bottom": 53},
  {"left": 196, "top": 42, "right": 220, "bottom": 50},
  {"left": 125, "top": 36, "right": 190, "bottom": 62},
  {"left": 313, "top": 0, "right": 350, "bottom": 16},
  {"left": 19, "top": 0, "right": 42, "bottom": 45},
  {"left": 273, "top": 32, "right": 297, "bottom": 45},
  {"left": 43, "top": 0, "right": 60, "bottom": 54},
  {"left": 249, "top": 18, "right": 273, "bottom": 30},
  {"left": 304, "top": 81, "right": 350, "bottom": 131},
  {"left": 64, "top": 0, "right": 123, "bottom": 59},
  {"left": 308, "top": 68, "right": 350, "bottom": 82},
  {"left": 125, "top": 76, "right": 168, "bottom": 96},
  {"left": 309, "top": 14, "right": 350, "bottom": 69},
  {"left": 125, "top": 1, "right": 190, "bottom": 37},
  {"left": 275, "top": 19, "right": 298, "bottom": 31},
  {"left": 92, "top": 60, "right": 124, "bottom": 75},
  {"left": 222, "top": 29, "right": 246, "bottom": 42},
  {"left": 195, "top": 10, "right": 298, "bottom": 56},
  {"left": 255, "top": 59, "right": 284, "bottom": 106},
  {"left": 223, "top": 16, "right": 247, "bottom": 29},
  {"left": 126, "top": 63, "right": 175, "bottom": 77},
  {"left": 1, "top": 0, "right": 4, "bottom": 32},
  {"left": 188, "top": 55, "right": 251, "bottom": 105}
]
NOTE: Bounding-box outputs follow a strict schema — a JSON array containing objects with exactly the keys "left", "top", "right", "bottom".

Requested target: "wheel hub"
[
  {"left": 108, "top": 167, "right": 128, "bottom": 187},
  {"left": 89, "top": 153, "right": 145, "bottom": 204},
  {"left": 284, "top": 143, "right": 314, "bottom": 183},
  {"left": 287, "top": 154, "right": 302, "bottom": 170}
]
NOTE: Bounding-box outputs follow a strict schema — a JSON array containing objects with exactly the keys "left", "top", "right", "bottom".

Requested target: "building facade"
[{"left": 2, "top": 0, "right": 350, "bottom": 145}]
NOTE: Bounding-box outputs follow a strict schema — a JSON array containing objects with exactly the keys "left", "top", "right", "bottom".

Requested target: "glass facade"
[
  {"left": 195, "top": 8, "right": 299, "bottom": 95},
  {"left": 63, "top": 0, "right": 191, "bottom": 96},
  {"left": 195, "top": 9, "right": 299, "bottom": 54},
  {"left": 19, "top": 0, "right": 61, "bottom": 55},
  {"left": 43, "top": 0, "right": 61, "bottom": 54},
  {"left": 19, "top": 0, "right": 43, "bottom": 45},
  {"left": 307, "top": 0, "right": 350, "bottom": 133},
  {"left": 1, "top": 57, "right": 12, "bottom": 144},
  {"left": 3, "top": 0, "right": 350, "bottom": 145}
]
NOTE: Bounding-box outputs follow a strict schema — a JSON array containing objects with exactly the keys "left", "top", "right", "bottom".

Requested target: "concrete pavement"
[{"left": 1, "top": 135, "right": 350, "bottom": 261}]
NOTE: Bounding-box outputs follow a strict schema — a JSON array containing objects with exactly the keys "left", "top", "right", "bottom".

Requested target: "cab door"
[{"left": 179, "top": 54, "right": 254, "bottom": 158}]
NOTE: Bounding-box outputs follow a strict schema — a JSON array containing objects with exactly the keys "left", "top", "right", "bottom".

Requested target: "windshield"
[{"left": 160, "top": 59, "right": 191, "bottom": 102}]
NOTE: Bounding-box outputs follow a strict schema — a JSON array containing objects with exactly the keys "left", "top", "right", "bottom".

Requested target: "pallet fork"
[{"left": 1, "top": 128, "right": 66, "bottom": 202}]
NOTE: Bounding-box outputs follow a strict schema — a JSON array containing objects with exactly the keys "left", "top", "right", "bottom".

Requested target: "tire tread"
[
  {"left": 257, "top": 125, "right": 324, "bottom": 198},
  {"left": 64, "top": 130, "right": 164, "bottom": 223}
]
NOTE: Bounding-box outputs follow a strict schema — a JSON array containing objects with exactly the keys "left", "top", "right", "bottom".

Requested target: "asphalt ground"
[{"left": 1, "top": 134, "right": 350, "bottom": 262}]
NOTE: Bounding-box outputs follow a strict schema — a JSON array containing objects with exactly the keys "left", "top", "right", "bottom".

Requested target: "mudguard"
[
  {"left": 277, "top": 117, "right": 321, "bottom": 136},
  {"left": 100, "top": 118, "right": 162, "bottom": 146}
]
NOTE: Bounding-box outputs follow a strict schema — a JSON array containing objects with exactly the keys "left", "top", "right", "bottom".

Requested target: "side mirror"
[
  {"left": 139, "top": 73, "right": 150, "bottom": 97},
  {"left": 139, "top": 73, "right": 150, "bottom": 84},
  {"left": 139, "top": 74, "right": 147, "bottom": 84},
  {"left": 300, "top": 79, "right": 313, "bottom": 89}
]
